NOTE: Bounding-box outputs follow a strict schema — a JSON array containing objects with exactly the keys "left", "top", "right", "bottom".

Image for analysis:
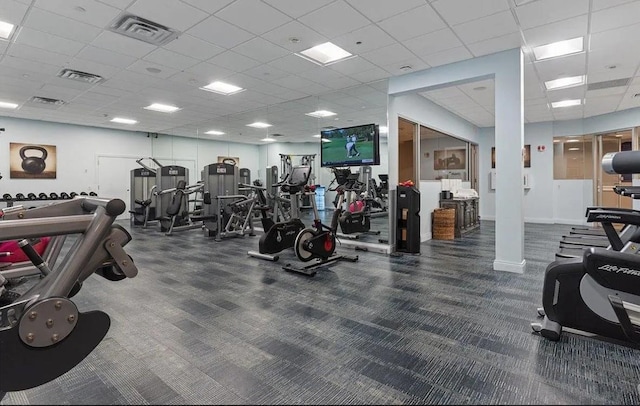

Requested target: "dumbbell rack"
[{"left": 1, "top": 193, "right": 96, "bottom": 208}]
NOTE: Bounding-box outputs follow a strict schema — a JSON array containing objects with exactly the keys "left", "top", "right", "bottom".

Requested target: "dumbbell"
[
  {"left": 15, "top": 193, "right": 25, "bottom": 201},
  {"left": 27, "top": 193, "right": 37, "bottom": 200},
  {"left": 2, "top": 193, "right": 12, "bottom": 201},
  {"left": 80, "top": 192, "right": 88, "bottom": 196},
  {"left": 38, "top": 192, "right": 48, "bottom": 200},
  {"left": 49, "top": 192, "right": 59, "bottom": 200},
  {"left": 60, "top": 192, "right": 70, "bottom": 199},
  {"left": 89, "top": 192, "right": 98, "bottom": 196},
  {"left": 69, "top": 192, "right": 78, "bottom": 198}
]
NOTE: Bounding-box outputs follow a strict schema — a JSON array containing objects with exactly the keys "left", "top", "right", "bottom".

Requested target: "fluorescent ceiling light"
[
  {"left": 551, "top": 99, "right": 582, "bottom": 108},
  {"left": 261, "top": 137, "right": 276, "bottom": 142},
  {"left": 545, "top": 75, "right": 585, "bottom": 90},
  {"left": 297, "top": 42, "right": 353, "bottom": 65},
  {"left": 305, "top": 110, "right": 337, "bottom": 118},
  {"left": 247, "top": 122, "right": 272, "bottom": 128},
  {"left": 568, "top": 147, "right": 581, "bottom": 151},
  {"left": 379, "top": 126, "right": 388, "bottom": 133},
  {"left": 0, "top": 101, "right": 18, "bottom": 109},
  {"left": 312, "top": 134, "right": 321, "bottom": 138},
  {"left": 533, "top": 37, "right": 583, "bottom": 61},
  {"left": 144, "top": 103, "right": 181, "bottom": 113},
  {"left": 565, "top": 139, "right": 581, "bottom": 143},
  {"left": 110, "top": 117, "right": 137, "bottom": 124},
  {"left": 205, "top": 130, "right": 225, "bottom": 135},
  {"left": 321, "top": 138, "right": 331, "bottom": 143},
  {"left": 0, "top": 21, "right": 15, "bottom": 40},
  {"left": 200, "top": 81, "right": 244, "bottom": 95}
]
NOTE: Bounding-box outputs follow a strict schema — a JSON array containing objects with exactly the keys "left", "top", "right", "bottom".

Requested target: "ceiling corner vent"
[
  {"left": 587, "top": 78, "right": 631, "bottom": 91},
  {"left": 58, "top": 69, "right": 104, "bottom": 84},
  {"left": 108, "top": 12, "right": 180, "bottom": 46}
]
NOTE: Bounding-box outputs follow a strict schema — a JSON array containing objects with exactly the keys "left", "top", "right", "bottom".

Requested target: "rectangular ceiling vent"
[
  {"left": 587, "top": 78, "right": 631, "bottom": 91},
  {"left": 28, "top": 96, "right": 67, "bottom": 110},
  {"left": 108, "top": 13, "right": 180, "bottom": 46},
  {"left": 270, "top": 133, "right": 284, "bottom": 137},
  {"left": 58, "top": 68, "right": 104, "bottom": 84}
]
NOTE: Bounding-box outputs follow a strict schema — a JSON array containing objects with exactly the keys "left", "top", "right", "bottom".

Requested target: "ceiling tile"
[
  {"left": 8, "top": 43, "right": 71, "bottom": 66},
  {"left": 298, "top": 1, "right": 370, "bottom": 39},
  {"left": 214, "top": 0, "right": 292, "bottom": 36},
  {"left": 1, "top": 55, "right": 61, "bottom": 76},
  {"left": 126, "top": 0, "right": 208, "bottom": 31},
  {"left": 15, "top": 27, "right": 86, "bottom": 56},
  {"left": 586, "top": 86, "right": 628, "bottom": 98},
  {"left": 403, "top": 28, "right": 463, "bottom": 58},
  {"left": 126, "top": 59, "right": 180, "bottom": 79},
  {"left": 162, "top": 34, "right": 225, "bottom": 61},
  {"left": 534, "top": 52, "right": 586, "bottom": 81},
  {"left": 231, "top": 37, "right": 290, "bottom": 64},
  {"left": 522, "top": 15, "right": 588, "bottom": 48},
  {"left": 515, "top": 0, "right": 589, "bottom": 30},
  {"left": 588, "top": 48, "right": 640, "bottom": 77},
  {"left": 327, "top": 57, "right": 378, "bottom": 76},
  {"left": 24, "top": 7, "right": 102, "bottom": 43},
  {"left": 382, "top": 57, "right": 430, "bottom": 76},
  {"left": 591, "top": 1, "right": 640, "bottom": 33},
  {"left": 95, "top": 0, "right": 136, "bottom": 8},
  {"left": 547, "top": 86, "right": 585, "bottom": 102},
  {"left": 243, "top": 64, "right": 290, "bottom": 82},
  {"left": 0, "top": 0, "right": 29, "bottom": 25},
  {"left": 332, "top": 24, "right": 397, "bottom": 55},
  {"left": 261, "top": 0, "right": 335, "bottom": 19},
  {"left": 90, "top": 31, "right": 157, "bottom": 58},
  {"left": 76, "top": 45, "right": 138, "bottom": 68},
  {"left": 590, "top": 22, "right": 640, "bottom": 51},
  {"left": 592, "top": 0, "right": 636, "bottom": 11},
  {"left": 187, "top": 16, "right": 255, "bottom": 49},
  {"left": 452, "top": 11, "right": 518, "bottom": 44},
  {"left": 266, "top": 54, "right": 321, "bottom": 75},
  {"left": 377, "top": 4, "right": 446, "bottom": 41},
  {"left": 271, "top": 74, "right": 329, "bottom": 94},
  {"left": 360, "top": 43, "right": 415, "bottom": 67},
  {"left": 169, "top": 62, "right": 234, "bottom": 86},
  {"left": 432, "top": 0, "right": 509, "bottom": 26},
  {"left": 262, "top": 21, "right": 328, "bottom": 54},
  {"left": 34, "top": 0, "right": 121, "bottom": 28},
  {"left": 143, "top": 48, "right": 199, "bottom": 70},
  {"left": 345, "top": 0, "right": 425, "bottom": 22},
  {"left": 587, "top": 66, "right": 637, "bottom": 84},
  {"left": 422, "top": 47, "right": 473, "bottom": 68},
  {"left": 347, "top": 67, "right": 390, "bottom": 83},
  {"left": 208, "top": 51, "right": 262, "bottom": 72},
  {"left": 180, "top": 0, "right": 235, "bottom": 14},
  {"left": 467, "top": 32, "right": 522, "bottom": 57}
]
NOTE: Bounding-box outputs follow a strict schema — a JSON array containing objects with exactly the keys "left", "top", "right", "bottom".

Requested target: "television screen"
[{"left": 320, "top": 123, "right": 380, "bottom": 168}]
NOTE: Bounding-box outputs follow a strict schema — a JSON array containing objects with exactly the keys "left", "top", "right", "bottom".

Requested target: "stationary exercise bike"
[
  {"left": 334, "top": 170, "right": 380, "bottom": 240},
  {"left": 247, "top": 166, "right": 310, "bottom": 261},
  {"left": 283, "top": 178, "right": 359, "bottom": 277},
  {"left": 532, "top": 150, "right": 640, "bottom": 345}
]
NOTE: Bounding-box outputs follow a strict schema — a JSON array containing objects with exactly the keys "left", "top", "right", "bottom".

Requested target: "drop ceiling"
[{"left": 0, "top": 0, "right": 638, "bottom": 143}]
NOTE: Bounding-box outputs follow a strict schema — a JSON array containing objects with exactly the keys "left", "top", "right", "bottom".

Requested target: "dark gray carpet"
[{"left": 2, "top": 220, "right": 639, "bottom": 405}]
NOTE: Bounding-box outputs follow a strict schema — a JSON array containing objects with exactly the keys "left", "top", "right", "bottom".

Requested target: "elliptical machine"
[
  {"left": 248, "top": 166, "right": 310, "bottom": 261},
  {"left": 283, "top": 176, "right": 359, "bottom": 277},
  {"left": 532, "top": 150, "right": 640, "bottom": 344}
]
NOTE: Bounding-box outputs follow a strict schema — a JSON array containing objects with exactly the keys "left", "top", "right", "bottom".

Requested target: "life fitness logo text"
[
  {"left": 598, "top": 264, "right": 640, "bottom": 277},
  {"left": 595, "top": 214, "right": 622, "bottom": 220}
]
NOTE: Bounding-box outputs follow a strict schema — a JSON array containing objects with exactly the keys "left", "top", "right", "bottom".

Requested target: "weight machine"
[
  {"left": 129, "top": 157, "right": 163, "bottom": 227},
  {"left": 154, "top": 165, "right": 189, "bottom": 231},
  {"left": 280, "top": 154, "right": 316, "bottom": 210}
]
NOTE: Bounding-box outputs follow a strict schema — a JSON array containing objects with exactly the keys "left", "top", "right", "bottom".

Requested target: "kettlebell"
[{"left": 19, "top": 146, "right": 48, "bottom": 174}]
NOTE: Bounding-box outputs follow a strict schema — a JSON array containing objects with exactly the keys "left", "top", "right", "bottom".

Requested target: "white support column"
[{"left": 493, "top": 50, "right": 525, "bottom": 273}]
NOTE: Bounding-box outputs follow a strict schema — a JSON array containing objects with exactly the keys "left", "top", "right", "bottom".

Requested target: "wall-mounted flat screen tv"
[{"left": 320, "top": 123, "right": 380, "bottom": 168}]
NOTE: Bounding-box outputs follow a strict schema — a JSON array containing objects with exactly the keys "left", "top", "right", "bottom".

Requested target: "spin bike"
[
  {"left": 283, "top": 181, "right": 359, "bottom": 277},
  {"left": 247, "top": 165, "right": 310, "bottom": 261}
]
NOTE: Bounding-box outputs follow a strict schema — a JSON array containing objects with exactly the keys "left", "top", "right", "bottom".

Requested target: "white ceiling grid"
[{"left": 0, "top": 0, "right": 635, "bottom": 143}]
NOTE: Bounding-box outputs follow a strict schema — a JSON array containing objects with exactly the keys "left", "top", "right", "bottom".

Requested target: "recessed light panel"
[
  {"left": 568, "top": 147, "right": 581, "bottom": 151},
  {"left": 247, "top": 122, "right": 272, "bottom": 128},
  {"left": 544, "top": 75, "right": 585, "bottom": 90},
  {"left": 205, "top": 130, "right": 225, "bottom": 135},
  {"left": 0, "top": 21, "right": 15, "bottom": 40},
  {"left": 110, "top": 117, "right": 137, "bottom": 124},
  {"left": 297, "top": 42, "right": 353, "bottom": 66},
  {"left": 533, "top": 37, "right": 583, "bottom": 61},
  {"left": 305, "top": 110, "right": 336, "bottom": 118},
  {"left": 0, "top": 101, "right": 18, "bottom": 109},
  {"left": 551, "top": 99, "right": 582, "bottom": 108},
  {"left": 144, "top": 103, "right": 181, "bottom": 113},
  {"left": 200, "top": 81, "right": 244, "bottom": 95},
  {"left": 261, "top": 137, "right": 276, "bottom": 142},
  {"left": 379, "top": 126, "right": 388, "bottom": 133}
]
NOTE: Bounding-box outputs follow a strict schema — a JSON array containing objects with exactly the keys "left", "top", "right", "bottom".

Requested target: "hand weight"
[{"left": 19, "top": 146, "right": 48, "bottom": 174}]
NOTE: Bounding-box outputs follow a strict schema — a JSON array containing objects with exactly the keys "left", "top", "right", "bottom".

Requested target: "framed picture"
[
  {"left": 217, "top": 156, "right": 240, "bottom": 166},
  {"left": 491, "top": 145, "right": 531, "bottom": 168},
  {"left": 10, "top": 143, "right": 57, "bottom": 179},
  {"left": 434, "top": 148, "right": 466, "bottom": 170}
]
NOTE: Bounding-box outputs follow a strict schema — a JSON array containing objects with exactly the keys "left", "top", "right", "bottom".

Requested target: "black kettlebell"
[{"left": 19, "top": 146, "right": 48, "bottom": 174}]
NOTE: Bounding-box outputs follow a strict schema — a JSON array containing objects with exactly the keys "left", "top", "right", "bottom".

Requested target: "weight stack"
[
  {"left": 396, "top": 185, "right": 420, "bottom": 253},
  {"left": 432, "top": 208, "right": 455, "bottom": 240}
]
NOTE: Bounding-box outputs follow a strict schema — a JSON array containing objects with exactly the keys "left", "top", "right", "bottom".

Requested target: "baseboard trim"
[
  {"left": 493, "top": 259, "right": 526, "bottom": 274},
  {"left": 421, "top": 232, "right": 432, "bottom": 242},
  {"left": 553, "top": 218, "right": 588, "bottom": 226}
]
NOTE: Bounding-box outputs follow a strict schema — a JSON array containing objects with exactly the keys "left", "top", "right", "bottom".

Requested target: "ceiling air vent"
[
  {"left": 587, "top": 78, "right": 631, "bottom": 91},
  {"left": 271, "top": 133, "right": 284, "bottom": 137},
  {"left": 58, "top": 69, "right": 104, "bottom": 84},
  {"left": 27, "top": 96, "right": 67, "bottom": 110},
  {"left": 108, "top": 13, "right": 180, "bottom": 46}
]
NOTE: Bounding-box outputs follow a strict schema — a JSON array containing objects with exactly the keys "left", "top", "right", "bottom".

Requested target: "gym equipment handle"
[
  {"left": 602, "top": 151, "right": 640, "bottom": 175},
  {"left": 81, "top": 197, "right": 126, "bottom": 217}
]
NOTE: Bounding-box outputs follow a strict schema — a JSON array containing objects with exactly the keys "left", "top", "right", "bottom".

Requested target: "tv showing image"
[{"left": 320, "top": 123, "right": 380, "bottom": 168}]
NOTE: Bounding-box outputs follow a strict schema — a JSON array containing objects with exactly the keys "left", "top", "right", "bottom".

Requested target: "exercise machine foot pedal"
[{"left": 0, "top": 310, "right": 110, "bottom": 392}]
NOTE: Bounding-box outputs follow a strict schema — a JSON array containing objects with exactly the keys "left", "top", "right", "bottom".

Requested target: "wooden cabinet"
[{"left": 439, "top": 198, "right": 480, "bottom": 237}]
